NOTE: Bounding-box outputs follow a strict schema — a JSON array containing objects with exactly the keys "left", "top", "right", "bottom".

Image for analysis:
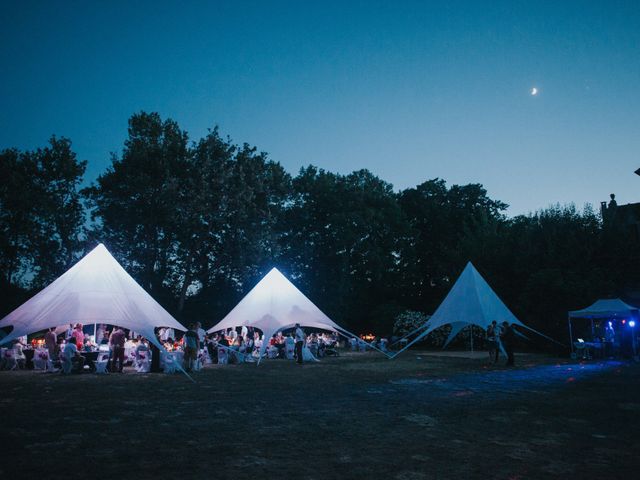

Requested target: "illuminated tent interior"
[
  {"left": 0, "top": 243, "right": 187, "bottom": 350},
  {"left": 208, "top": 267, "right": 360, "bottom": 361}
]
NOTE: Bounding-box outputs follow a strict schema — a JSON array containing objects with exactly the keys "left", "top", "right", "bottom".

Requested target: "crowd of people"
[
  {"left": 0, "top": 323, "right": 153, "bottom": 374},
  {"left": 1, "top": 319, "right": 522, "bottom": 373},
  {"left": 0, "top": 321, "right": 344, "bottom": 374},
  {"left": 199, "top": 324, "right": 341, "bottom": 367}
]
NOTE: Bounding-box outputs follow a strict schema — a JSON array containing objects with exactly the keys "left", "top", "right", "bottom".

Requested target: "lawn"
[{"left": 1, "top": 351, "right": 638, "bottom": 480}]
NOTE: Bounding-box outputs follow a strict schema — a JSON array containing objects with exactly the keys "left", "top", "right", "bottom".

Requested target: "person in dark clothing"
[
  {"left": 109, "top": 327, "right": 126, "bottom": 373},
  {"left": 501, "top": 321, "right": 516, "bottom": 366},
  {"left": 294, "top": 323, "right": 305, "bottom": 364}
]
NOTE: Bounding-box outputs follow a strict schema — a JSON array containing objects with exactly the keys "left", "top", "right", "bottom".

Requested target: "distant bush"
[{"left": 393, "top": 310, "right": 429, "bottom": 337}]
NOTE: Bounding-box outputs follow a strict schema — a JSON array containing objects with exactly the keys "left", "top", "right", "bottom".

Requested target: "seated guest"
[
  {"left": 206, "top": 334, "right": 218, "bottom": 363},
  {"left": 124, "top": 337, "right": 136, "bottom": 362},
  {"left": 135, "top": 338, "right": 149, "bottom": 358},
  {"left": 62, "top": 340, "right": 84, "bottom": 374},
  {"left": 82, "top": 338, "right": 94, "bottom": 352},
  {"left": 12, "top": 341, "right": 27, "bottom": 369},
  {"left": 244, "top": 335, "right": 254, "bottom": 353}
]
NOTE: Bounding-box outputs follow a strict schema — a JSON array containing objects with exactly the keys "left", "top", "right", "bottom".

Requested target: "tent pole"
[
  {"left": 391, "top": 326, "right": 432, "bottom": 359},
  {"left": 470, "top": 325, "right": 474, "bottom": 353},
  {"left": 568, "top": 316, "right": 574, "bottom": 355},
  {"left": 389, "top": 322, "right": 430, "bottom": 347}
]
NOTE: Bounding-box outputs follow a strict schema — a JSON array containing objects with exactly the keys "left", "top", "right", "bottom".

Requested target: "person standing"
[
  {"left": 494, "top": 321, "right": 503, "bottom": 363},
  {"left": 109, "top": 327, "right": 126, "bottom": 373},
  {"left": 487, "top": 321, "right": 501, "bottom": 364},
  {"left": 196, "top": 322, "right": 206, "bottom": 346},
  {"left": 44, "top": 327, "right": 57, "bottom": 360},
  {"left": 183, "top": 324, "right": 200, "bottom": 372},
  {"left": 294, "top": 323, "right": 305, "bottom": 365},
  {"left": 501, "top": 321, "right": 515, "bottom": 366}
]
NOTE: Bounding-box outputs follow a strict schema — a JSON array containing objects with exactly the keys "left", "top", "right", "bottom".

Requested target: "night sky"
[{"left": 1, "top": 0, "right": 639, "bottom": 215}]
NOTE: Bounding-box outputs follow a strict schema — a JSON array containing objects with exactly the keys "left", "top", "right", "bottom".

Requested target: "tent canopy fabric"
[
  {"left": 392, "top": 262, "right": 556, "bottom": 357},
  {"left": 0, "top": 244, "right": 186, "bottom": 349},
  {"left": 423, "top": 262, "right": 525, "bottom": 337},
  {"left": 568, "top": 298, "right": 639, "bottom": 319},
  {"left": 208, "top": 267, "right": 341, "bottom": 337}
]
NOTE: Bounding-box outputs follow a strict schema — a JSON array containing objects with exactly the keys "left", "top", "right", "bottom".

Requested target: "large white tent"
[
  {"left": 393, "top": 262, "right": 553, "bottom": 356},
  {"left": 0, "top": 243, "right": 187, "bottom": 350},
  {"left": 208, "top": 267, "right": 362, "bottom": 360}
]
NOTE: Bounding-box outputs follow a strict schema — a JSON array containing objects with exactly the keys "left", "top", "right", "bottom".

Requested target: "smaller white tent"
[
  {"left": 393, "top": 262, "right": 553, "bottom": 357},
  {"left": 208, "top": 268, "right": 361, "bottom": 361},
  {"left": 0, "top": 243, "right": 187, "bottom": 350}
]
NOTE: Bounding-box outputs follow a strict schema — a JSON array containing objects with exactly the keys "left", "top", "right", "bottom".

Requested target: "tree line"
[{"left": 1, "top": 111, "right": 637, "bottom": 345}]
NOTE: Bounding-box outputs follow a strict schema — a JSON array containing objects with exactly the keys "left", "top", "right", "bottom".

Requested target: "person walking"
[
  {"left": 501, "top": 321, "right": 515, "bottom": 366},
  {"left": 109, "top": 327, "right": 126, "bottom": 373},
  {"left": 294, "top": 323, "right": 305, "bottom": 365}
]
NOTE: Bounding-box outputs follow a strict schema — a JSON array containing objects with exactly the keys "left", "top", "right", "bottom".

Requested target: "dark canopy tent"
[{"left": 568, "top": 298, "right": 639, "bottom": 357}]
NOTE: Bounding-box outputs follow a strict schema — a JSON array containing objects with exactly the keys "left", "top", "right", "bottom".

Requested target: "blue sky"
[{"left": 1, "top": 0, "right": 639, "bottom": 215}]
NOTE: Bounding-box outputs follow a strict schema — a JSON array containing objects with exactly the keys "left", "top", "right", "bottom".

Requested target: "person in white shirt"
[
  {"left": 62, "top": 341, "right": 84, "bottom": 374},
  {"left": 160, "top": 327, "right": 175, "bottom": 342},
  {"left": 196, "top": 322, "right": 206, "bottom": 345},
  {"left": 294, "top": 323, "right": 306, "bottom": 364}
]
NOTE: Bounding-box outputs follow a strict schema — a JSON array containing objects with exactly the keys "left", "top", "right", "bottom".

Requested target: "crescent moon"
[{"left": 531, "top": 87, "right": 538, "bottom": 96}]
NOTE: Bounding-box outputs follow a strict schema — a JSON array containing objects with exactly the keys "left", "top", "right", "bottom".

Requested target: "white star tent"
[
  {"left": 208, "top": 267, "right": 376, "bottom": 361},
  {"left": 0, "top": 243, "right": 187, "bottom": 350},
  {"left": 393, "top": 262, "right": 555, "bottom": 357}
]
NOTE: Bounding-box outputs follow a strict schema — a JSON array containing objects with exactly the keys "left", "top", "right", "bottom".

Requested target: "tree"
[
  {"left": 84, "top": 112, "right": 190, "bottom": 307},
  {"left": 0, "top": 137, "right": 86, "bottom": 288},
  {"left": 280, "top": 167, "right": 412, "bottom": 331},
  {"left": 398, "top": 179, "right": 508, "bottom": 312},
  {"left": 30, "top": 136, "right": 87, "bottom": 285}
]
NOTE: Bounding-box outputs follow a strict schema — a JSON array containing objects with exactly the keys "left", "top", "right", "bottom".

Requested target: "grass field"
[{"left": 2, "top": 351, "right": 639, "bottom": 480}]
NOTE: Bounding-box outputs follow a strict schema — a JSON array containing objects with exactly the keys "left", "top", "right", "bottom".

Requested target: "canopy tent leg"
[
  {"left": 568, "top": 316, "right": 574, "bottom": 355},
  {"left": 470, "top": 325, "right": 474, "bottom": 353},
  {"left": 389, "top": 322, "right": 430, "bottom": 348},
  {"left": 390, "top": 326, "right": 432, "bottom": 358}
]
